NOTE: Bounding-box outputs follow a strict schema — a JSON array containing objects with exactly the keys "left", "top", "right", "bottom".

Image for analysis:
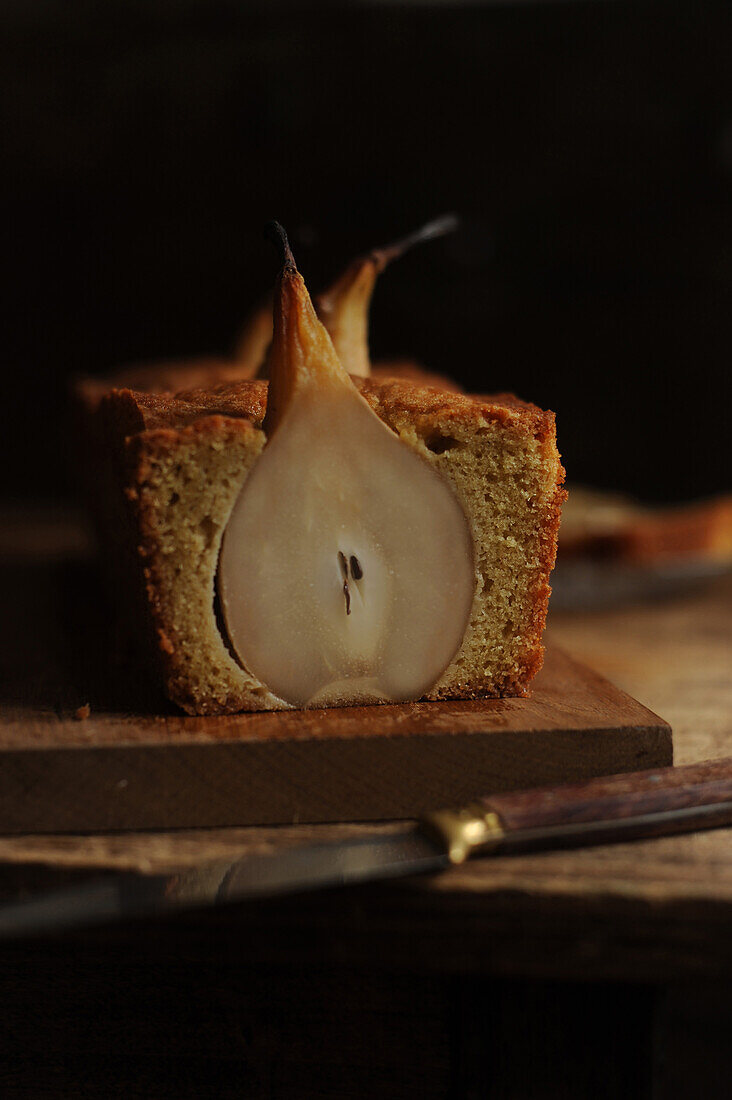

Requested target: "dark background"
[{"left": 3, "top": 0, "right": 731, "bottom": 503}]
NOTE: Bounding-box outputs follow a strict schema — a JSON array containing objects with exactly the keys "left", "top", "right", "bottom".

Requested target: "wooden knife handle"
[
  {"left": 482, "top": 757, "right": 732, "bottom": 832},
  {"left": 422, "top": 758, "right": 732, "bottom": 863}
]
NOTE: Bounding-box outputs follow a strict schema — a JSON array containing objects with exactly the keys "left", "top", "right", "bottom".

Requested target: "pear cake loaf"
[
  {"left": 80, "top": 224, "right": 565, "bottom": 715},
  {"left": 88, "top": 383, "right": 564, "bottom": 715}
]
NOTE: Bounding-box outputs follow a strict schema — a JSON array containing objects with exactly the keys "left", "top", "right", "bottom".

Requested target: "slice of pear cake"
[{"left": 85, "top": 230, "right": 565, "bottom": 715}]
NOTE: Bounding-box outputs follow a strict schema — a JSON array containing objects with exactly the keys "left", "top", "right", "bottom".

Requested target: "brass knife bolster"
[{"left": 420, "top": 803, "right": 505, "bottom": 864}]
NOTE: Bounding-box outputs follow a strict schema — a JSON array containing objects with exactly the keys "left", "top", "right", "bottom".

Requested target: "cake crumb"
[{"left": 74, "top": 703, "right": 91, "bottom": 721}]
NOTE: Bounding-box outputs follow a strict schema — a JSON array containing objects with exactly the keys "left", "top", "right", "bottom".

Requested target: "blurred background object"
[{"left": 2, "top": 0, "right": 731, "bottom": 503}]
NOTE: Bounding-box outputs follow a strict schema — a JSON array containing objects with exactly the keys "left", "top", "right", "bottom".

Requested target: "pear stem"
[
  {"left": 265, "top": 220, "right": 297, "bottom": 273},
  {"left": 372, "top": 212, "right": 459, "bottom": 268}
]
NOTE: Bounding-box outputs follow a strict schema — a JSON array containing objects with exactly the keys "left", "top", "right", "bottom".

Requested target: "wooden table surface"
[{"left": 2, "top": 507, "right": 732, "bottom": 981}]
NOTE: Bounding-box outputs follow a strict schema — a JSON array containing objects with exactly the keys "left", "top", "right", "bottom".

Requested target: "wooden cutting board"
[
  {"left": 0, "top": 511, "right": 672, "bottom": 834},
  {"left": 0, "top": 648, "right": 671, "bottom": 834}
]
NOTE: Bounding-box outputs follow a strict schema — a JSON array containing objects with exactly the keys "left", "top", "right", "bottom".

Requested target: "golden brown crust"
[
  {"left": 359, "top": 380, "right": 558, "bottom": 443},
  {"left": 78, "top": 374, "right": 565, "bottom": 715},
  {"left": 76, "top": 358, "right": 245, "bottom": 409},
  {"left": 371, "top": 360, "right": 463, "bottom": 393},
  {"left": 102, "top": 375, "right": 555, "bottom": 442},
  {"left": 76, "top": 356, "right": 462, "bottom": 413}
]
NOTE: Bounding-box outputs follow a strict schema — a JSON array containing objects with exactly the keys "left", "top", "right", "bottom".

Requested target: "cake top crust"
[
  {"left": 76, "top": 357, "right": 460, "bottom": 410},
  {"left": 94, "top": 375, "right": 556, "bottom": 445}
]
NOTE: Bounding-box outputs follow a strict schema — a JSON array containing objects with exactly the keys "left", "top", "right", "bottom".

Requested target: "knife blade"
[{"left": 2, "top": 756, "right": 732, "bottom": 939}]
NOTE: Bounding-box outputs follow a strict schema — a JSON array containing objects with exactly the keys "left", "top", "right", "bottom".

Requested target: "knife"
[{"left": 2, "top": 757, "right": 732, "bottom": 940}]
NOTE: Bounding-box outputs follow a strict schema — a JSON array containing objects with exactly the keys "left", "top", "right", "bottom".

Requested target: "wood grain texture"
[
  {"left": 0, "top": 647, "right": 671, "bottom": 834},
  {"left": 484, "top": 757, "right": 732, "bottom": 832},
  {"left": 547, "top": 573, "right": 732, "bottom": 767}
]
